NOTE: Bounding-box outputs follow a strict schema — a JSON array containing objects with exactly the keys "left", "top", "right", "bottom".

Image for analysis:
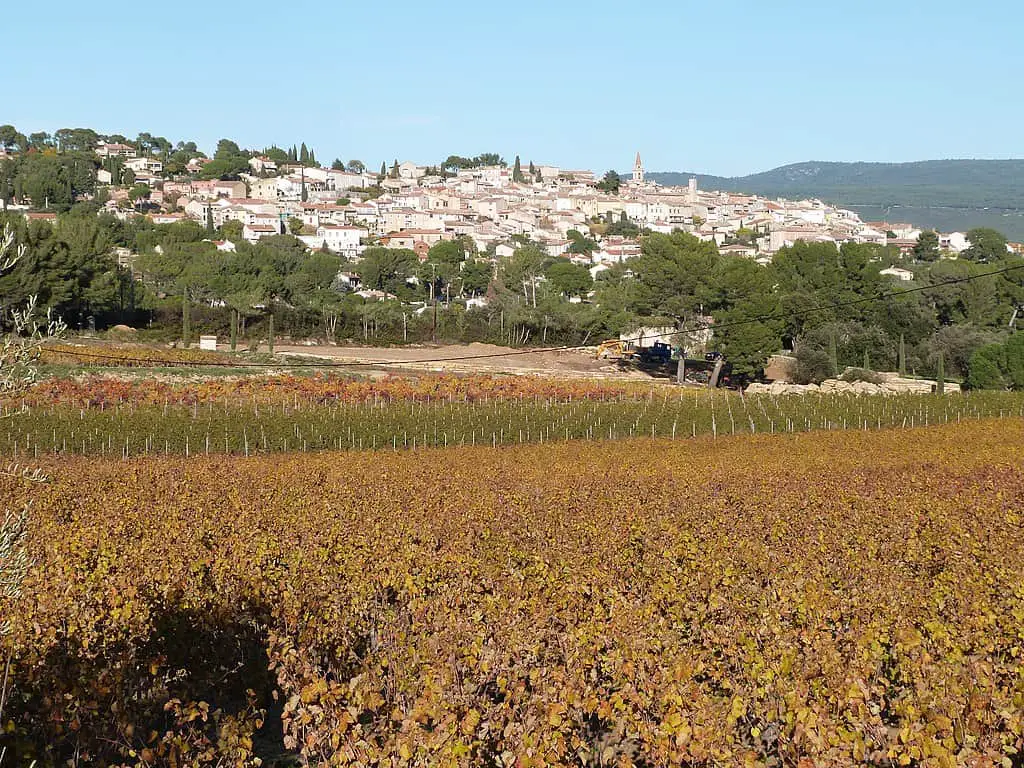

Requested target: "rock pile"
[{"left": 746, "top": 376, "right": 960, "bottom": 396}]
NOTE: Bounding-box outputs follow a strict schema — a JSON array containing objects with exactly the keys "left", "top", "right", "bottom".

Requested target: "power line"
[
  {"left": 672, "top": 259, "right": 1024, "bottom": 338},
  {"left": 47, "top": 260, "right": 1024, "bottom": 369}
]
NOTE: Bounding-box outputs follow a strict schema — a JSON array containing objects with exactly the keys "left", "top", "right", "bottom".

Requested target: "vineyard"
[
  {"left": 40, "top": 343, "right": 238, "bottom": 368},
  {"left": 15, "top": 373, "right": 650, "bottom": 408},
  {"left": 2, "top": 420, "right": 1024, "bottom": 767},
  {"left": 1, "top": 373, "right": 1023, "bottom": 456}
]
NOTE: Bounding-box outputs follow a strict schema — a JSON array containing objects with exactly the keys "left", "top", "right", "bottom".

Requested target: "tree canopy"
[{"left": 595, "top": 170, "right": 621, "bottom": 194}]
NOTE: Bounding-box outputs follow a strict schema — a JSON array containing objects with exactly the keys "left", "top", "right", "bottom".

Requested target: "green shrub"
[{"left": 839, "top": 367, "right": 883, "bottom": 385}]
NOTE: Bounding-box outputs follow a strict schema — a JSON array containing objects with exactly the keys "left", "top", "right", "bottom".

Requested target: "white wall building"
[{"left": 316, "top": 225, "right": 366, "bottom": 256}]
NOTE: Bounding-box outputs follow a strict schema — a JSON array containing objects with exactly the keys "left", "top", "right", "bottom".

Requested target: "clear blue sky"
[{"left": 5, "top": 0, "right": 1022, "bottom": 176}]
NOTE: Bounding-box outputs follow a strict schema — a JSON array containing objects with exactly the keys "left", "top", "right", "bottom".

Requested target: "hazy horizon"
[{"left": 6, "top": 0, "right": 1022, "bottom": 176}]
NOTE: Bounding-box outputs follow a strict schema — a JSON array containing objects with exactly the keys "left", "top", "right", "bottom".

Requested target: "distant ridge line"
[{"left": 617, "top": 159, "right": 1024, "bottom": 239}]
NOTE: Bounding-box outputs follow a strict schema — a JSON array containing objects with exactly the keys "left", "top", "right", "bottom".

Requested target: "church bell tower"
[{"left": 632, "top": 152, "right": 644, "bottom": 184}]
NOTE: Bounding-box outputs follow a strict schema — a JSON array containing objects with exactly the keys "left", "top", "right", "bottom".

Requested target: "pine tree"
[
  {"left": 299, "top": 143, "right": 309, "bottom": 163},
  {"left": 512, "top": 155, "right": 524, "bottom": 183}
]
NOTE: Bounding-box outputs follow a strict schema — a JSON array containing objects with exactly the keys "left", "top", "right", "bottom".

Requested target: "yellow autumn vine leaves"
[{"left": 1, "top": 420, "right": 1023, "bottom": 767}]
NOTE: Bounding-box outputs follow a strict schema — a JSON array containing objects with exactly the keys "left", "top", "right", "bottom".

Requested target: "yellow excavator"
[
  {"left": 596, "top": 339, "right": 672, "bottom": 365},
  {"left": 595, "top": 339, "right": 635, "bottom": 360}
]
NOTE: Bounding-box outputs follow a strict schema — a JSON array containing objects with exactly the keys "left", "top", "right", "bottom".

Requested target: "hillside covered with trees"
[
  {"left": 2, "top": 122, "right": 1024, "bottom": 389},
  {"left": 2, "top": 206, "right": 1024, "bottom": 388}
]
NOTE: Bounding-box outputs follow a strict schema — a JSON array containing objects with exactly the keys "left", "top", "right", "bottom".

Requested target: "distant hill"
[{"left": 638, "top": 160, "right": 1024, "bottom": 240}]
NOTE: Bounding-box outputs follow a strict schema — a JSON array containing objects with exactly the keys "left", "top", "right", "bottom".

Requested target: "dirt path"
[
  {"left": 271, "top": 342, "right": 657, "bottom": 380},
  {"left": 53, "top": 337, "right": 668, "bottom": 382}
]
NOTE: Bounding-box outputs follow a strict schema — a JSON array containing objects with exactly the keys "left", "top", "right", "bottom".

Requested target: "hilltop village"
[
  {"left": 48, "top": 146, "right": 974, "bottom": 269},
  {"left": 2, "top": 129, "right": 1022, "bottom": 387}
]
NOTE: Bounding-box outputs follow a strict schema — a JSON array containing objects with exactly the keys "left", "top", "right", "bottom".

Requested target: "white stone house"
[
  {"left": 125, "top": 156, "right": 163, "bottom": 174},
  {"left": 316, "top": 225, "right": 366, "bottom": 256},
  {"left": 242, "top": 223, "right": 281, "bottom": 243},
  {"left": 96, "top": 142, "right": 137, "bottom": 158},
  {"left": 880, "top": 266, "right": 914, "bottom": 281}
]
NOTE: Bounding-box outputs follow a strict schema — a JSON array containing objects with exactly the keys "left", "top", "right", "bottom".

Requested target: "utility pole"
[
  {"left": 431, "top": 263, "right": 437, "bottom": 343},
  {"left": 182, "top": 292, "right": 191, "bottom": 348},
  {"left": 1010, "top": 304, "right": 1023, "bottom": 330}
]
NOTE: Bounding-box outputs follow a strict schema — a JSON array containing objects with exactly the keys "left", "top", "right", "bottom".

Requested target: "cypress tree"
[
  {"left": 898, "top": 333, "right": 907, "bottom": 377},
  {"left": 230, "top": 308, "right": 238, "bottom": 352},
  {"left": 390, "top": 159, "right": 399, "bottom": 178},
  {"left": 182, "top": 293, "right": 191, "bottom": 348},
  {"left": 379, "top": 161, "right": 386, "bottom": 179},
  {"left": 936, "top": 351, "right": 945, "bottom": 394},
  {"left": 299, "top": 143, "right": 309, "bottom": 163},
  {"left": 268, "top": 314, "right": 274, "bottom": 355},
  {"left": 512, "top": 155, "right": 523, "bottom": 183},
  {"left": 308, "top": 148, "right": 316, "bottom": 166},
  {"left": 828, "top": 333, "right": 838, "bottom": 375},
  {"left": 863, "top": 349, "right": 870, "bottom": 371}
]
